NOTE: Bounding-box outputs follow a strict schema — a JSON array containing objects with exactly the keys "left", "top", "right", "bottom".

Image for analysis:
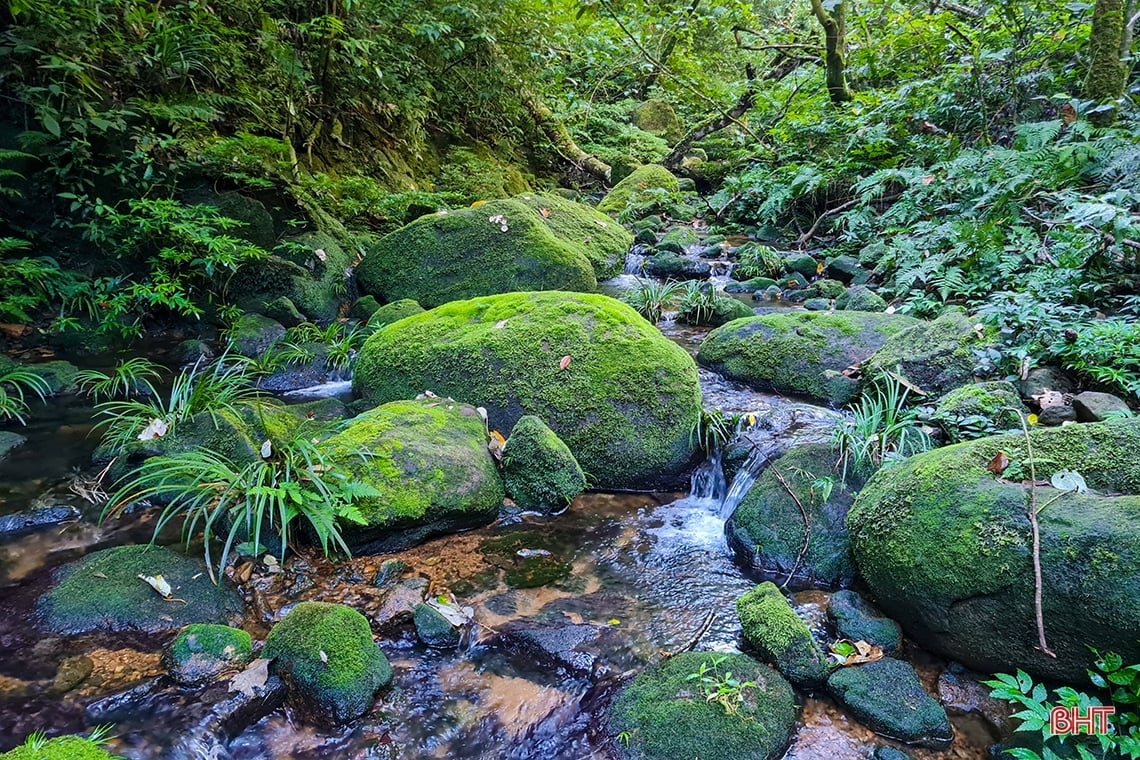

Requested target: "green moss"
[
  {"left": 263, "top": 602, "right": 392, "bottom": 723},
  {"left": 835, "top": 285, "right": 887, "bottom": 312},
  {"left": 36, "top": 545, "right": 243, "bottom": 635},
  {"left": 324, "top": 399, "right": 504, "bottom": 547},
  {"left": 367, "top": 298, "right": 425, "bottom": 329},
  {"left": 783, "top": 253, "right": 820, "bottom": 279},
  {"left": 478, "top": 529, "right": 571, "bottom": 588},
  {"left": 502, "top": 415, "right": 586, "bottom": 513},
  {"left": 863, "top": 309, "right": 990, "bottom": 395},
  {"left": 1, "top": 737, "right": 119, "bottom": 760},
  {"left": 233, "top": 231, "right": 354, "bottom": 322},
  {"left": 934, "top": 381, "right": 1024, "bottom": 432},
  {"left": 847, "top": 418, "right": 1140, "bottom": 680},
  {"left": 514, "top": 192, "right": 632, "bottom": 280},
  {"left": 596, "top": 164, "right": 680, "bottom": 216},
  {"left": 827, "top": 658, "right": 951, "bottom": 747},
  {"left": 166, "top": 624, "right": 252, "bottom": 684},
  {"left": 736, "top": 582, "right": 829, "bottom": 688},
  {"left": 349, "top": 295, "right": 382, "bottom": 320},
  {"left": 696, "top": 311, "right": 917, "bottom": 405},
  {"left": 355, "top": 197, "right": 611, "bottom": 308},
  {"left": 677, "top": 297, "right": 754, "bottom": 327},
  {"left": 629, "top": 100, "right": 683, "bottom": 142},
  {"left": 228, "top": 313, "right": 286, "bottom": 357},
  {"left": 607, "top": 652, "right": 796, "bottom": 760},
  {"left": 434, "top": 144, "right": 532, "bottom": 202},
  {"left": 352, "top": 291, "right": 701, "bottom": 488},
  {"left": 827, "top": 591, "right": 902, "bottom": 653}
]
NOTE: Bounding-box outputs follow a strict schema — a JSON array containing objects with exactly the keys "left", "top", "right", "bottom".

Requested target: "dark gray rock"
[
  {"left": 0, "top": 430, "right": 28, "bottom": 461},
  {"left": 1037, "top": 404, "right": 1077, "bottom": 426},
  {"left": 827, "top": 590, "right": 902, "bottom": 654},
  {"left": 1073, "top": 391, "right": 1131, "bottom": 422},
  {"left": 827, "top": 658, "right": 952, "bottom": 748}
]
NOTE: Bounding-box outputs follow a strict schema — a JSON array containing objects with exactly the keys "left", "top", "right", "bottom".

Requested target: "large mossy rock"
[
  {"left": 736, "top": 582, "right": 830, "bottom": 689},
  {"left": 263, "top": 602, "right": 393, "bottom": 724},
  {"left": 606, "top": 651, "right": 796, "bottom": 760},
  {"left": 355, "top": 194, "right": 630, "bottom": 308},
  {"left": 597, "top": 164, "right": 680, "bottom": 216},
  {"left": 863, "top": 309, "right": 990, "bottom": 396},
  {"left": 827, "top": 658, "right": 952, "bottom": 747},
  {"left": 1, "top": 737, "right": 120, "bottom": 760},
  {"left": 353, "top": 292, "right": 701, "bottom": 489},
  {"left": 325, "top": 399, "right": 504, "bottom": 552},
  {"left": 36, "top": 546, "right": 243, "bottom": 635},
  {"left": 502, "top": 415, "right": 586, "bottom": 514},
  {"left": 697, "top": 311, "right": 918, "bottom": 406},
  {"left": 232, "top": 231, "right": 354, "bottom": 322},
  {"left": 848, "top": 418, "right": 1140, "bottom": 681},
  {"left": 727, "top": 444, "right": 860, "bottom": 589},
  {"left": 630, "top": 100, "right": 683, "bottom": 143}
]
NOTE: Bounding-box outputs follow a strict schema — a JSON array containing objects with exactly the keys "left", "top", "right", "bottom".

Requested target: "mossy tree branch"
[
  {"left": 809, "top": 0, "right": 853, "bottom": 103},
  {"left": 1086, "top": 0, "right": 1128, "bottom": 124}
]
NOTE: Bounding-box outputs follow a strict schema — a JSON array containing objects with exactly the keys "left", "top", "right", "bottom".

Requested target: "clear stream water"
[{"left": 0, "top": 293, "right": 998, "bottom": 759}]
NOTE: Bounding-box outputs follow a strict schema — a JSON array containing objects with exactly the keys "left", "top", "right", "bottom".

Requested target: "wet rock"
[
  {"left": 168, "top": 675, "right": 287, "bottom": 760},
  {"left": 1018, "top": 366, "right": 1077, "bottom": 398},
  {"left": 656, "top": 228, "right": 700, "bottom": 254},
  {"left": 836, "top": 285, "right": 887, "bottom": 312},
  {"left": 262, "top": 296, "right": 306, "bottom": 328},
  {"left": 737, "top": 582, "right": 830, "bottom": 689},
  {"left": 848, "top": 418, "right": 1140, "bottom": 681},
  {"left": 597, "top": 165, "right": 679, "bottom": 216},
  {"left": 644, "top": 251, "right": 711, "bottom": 280},
  {"left": 1072, "top": 390, "right": 1131, "bottom": 422},
  {"left": 367, "top": 298, "right": 425, "bottom": 328},
  {"left": 0, "top": 430, "right": 27, "bottom": 461},
  {"left": 325, "top": 399, "right": 505, "bottom": 553},
  {"left": 826, "top": 255, "right": 871, "bottom": 285},
  {"left": 502, "top": 415, "right": 586, "bottom": 514},
  {"left": 873, "top": 747, "right": 912, "bottom": 760},
  {"left": 372, "top": 559, "right": 407, "bottom": 588},
  {"left": 827, "top": 591, "right": 902, "bottom": 654},
  {"left": 85, "top": 677, "right": 164, "bottom": 723},
  {"left": 827, "top": 658, "right": 952, "bottom": 748},
  {"left": 349, "top": 295, "right": 382, "bottom": 320},
  {"left": 479, "top": 530, "right": 571, "bottom": 588},
  {"left": 725, "top": 277, "right": 777, "bottom": 294},
  {"left": 698, "top": 311, "right": 918, "bottom": 406},
  {"left": 36, "top": 545, "right": 244, "bottom": 635},
  {"left": 228, "top": 313, "right": 286, "bottom": 358},
  {"left": 165, "top": 624, "right": 253, "bottom": 685},
  {"left": 783, "top": 252, "right": 819, "bottom": 279},
  {"left": 176, "top": 339, "right": 214, "bottom": 367},
  {"left": 374, "top": 577, "right": 428, "bottom": 630},
  {"left": 606, "top": 651, "right": 795, "bottom": 760},
  {"left": 937, "top": 663, "right": 1013, "bottom": 737},
  {"left": 414, "top": 603, "right": 462, "bottom": 648},
  {"left": 803, "top": 298, "right": 830, "bottom": 311},
  {"left": 777, "top": 272, "right": 810, "bottom": 290},
  {"left": 47, "top": 655, "right": 94, "bottom": 695},
  {"left": 727, "top": 444, "right": 860, "bottom": 589},
  {"left": 787, "top": 279, "right": 846, "bottom": 302},
  {"left": 863, "top": 310, "right": 994, "bottom": 396},
  {"left": 490, "top": 621, "right": 629, "bottom": 679},
  {"left": 1036, "top": 404, "right": 1077, "bottom": 426},
  {"left": 0, "top": 504, "right": 79, "bottom": 537},
  {"left": 353, "top": 291, "right": 701, "bottom": 489},
  {"left": 263, "top": 602, "right": 392, "bottom": 724}
]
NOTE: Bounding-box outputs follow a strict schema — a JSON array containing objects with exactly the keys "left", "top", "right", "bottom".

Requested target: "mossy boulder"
[
  {"left": 827, "top": 658, "right": 952, "bottom": 747},
  {"left": 836, "top": 285, "right": 887, "bottom": 312},
  {"left": 356, "top": 194, "right": 630, "bottom": 308},
  {"left": 36, "top": 545, "right": 243, "bottom": 635},
  {"left": 825, "top": 255, "right": 871, "bottom": 285},
  {"left": 367, "top": 298, "right": 425, "bottom": 329},
  {"left": 630, "top": 100, "right": 683, "bottom": 143},
  {"left": 933, "top": 381, "right": 1024, "bottom": 437},
  {"left": 0, "top": 357, "right": 80, "bottom": 395},
  {"left": 607, "top": 651, "right": 796, "bottom": 760},
  {"left": 677, "top": 296, "right": 754, "bottom": 327},
  {"left": 165, "top": 624, "right": 253, "bottom": 685},
  {"left": 786, "top": 279, "right": 846, "bottom": 302},
  {"left": 644, "top": 252, "right": 711, "bottom": 280},
  {"left": 263, "top": 602, "right": 392, "bottom": 724},
  {"left": 182, "top": 187, "right": 276, "bottom": 250},
  {"left": 232, "top": 231, "right": 354, "bottom": 322},
  {"left": 656, "top": 227, "right": 700, "bottom": 254},
  {"left": 228, "top": 313, "right": 286, "bottom": 358},
  {"left": 826, "top": 591, "right": 902, "bottom": 654},
  {"left": 353, "top": 292, "right": 701, "bottom": 489},
  {"left": 847, "top": 418, "right": 1140, "bottom": 680},
  {"left": 597, "top": 164, "right": 680, "bottom": 216},
  {"left": 324, "top": 399, "right": 504, "bottom": 552},
  {"left": 349, "top": 295, "right": 382, "bottom": 320},
  {"left": 726, "top": 444, "right": 860, "bottom": 589},
  {"left": 502, "top": 415, "right": 586, "bottom": 514},
  {"left": 863, "top": 309, "right": 991, "bottom": 396},
  {"left": 737, "top": 582, "right": 830, "bottom": 688},
  {"left": 783, "top": 253, "right": 819, "bottom": 279},
  {"left": 725, "top": 277, "right": 777, "bottom": 294},
  {"left": 0, "top": 737, "right": 120, "bottom": 760},
  {"left": 697, "top": 311, "right": 919, "bottom": 406}
]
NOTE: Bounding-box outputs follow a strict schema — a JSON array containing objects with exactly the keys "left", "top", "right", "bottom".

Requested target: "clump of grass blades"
[
  {"left": 0, "top": 368, "right": 51, "bottom": 425},
  {"left": 75, "top": 357, "right": 164, "bottom": 402},
  {"left": 623, "top": 278, "right": 683, "bottom": 324},
  {"left": 832, "top": 369, "right": 932, "bottom": 480}
]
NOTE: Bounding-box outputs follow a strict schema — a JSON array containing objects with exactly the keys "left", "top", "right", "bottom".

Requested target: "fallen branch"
[
  {"left": 674, "top": 610, "right": 717, "bottom": 656},
  {"left": 797, "top": 193, "right": 900, "bottom": 248},
  {"left": 1018, "top": 416, "right": 1056, "bottom": 659}
]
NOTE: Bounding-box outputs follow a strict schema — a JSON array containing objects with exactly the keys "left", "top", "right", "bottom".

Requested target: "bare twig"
[
  {"left": 674, "top": 610, "right": 717, "bottom": 655},
  {"left": 770, "top": 465, "right": 811, "bottom": 590},
  {"left": 1018, "top": 416, "right": 1055, "bottom": 658}
]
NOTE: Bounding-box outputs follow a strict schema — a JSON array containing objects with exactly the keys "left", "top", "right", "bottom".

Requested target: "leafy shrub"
[
  {"left": 1052, "top": 319, "right": 1140, "bottom": 400},
  {"left": 734, "top": 242, "right": 784, "bottom": 279}
]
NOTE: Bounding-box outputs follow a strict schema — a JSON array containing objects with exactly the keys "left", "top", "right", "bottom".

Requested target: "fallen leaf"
[
  {"left": 260, "top": 440, "right": 273, "bottom": 459},
  {"left": 608, "top": 619, "right": 621, "bottom": 626},
  {"left": 319, "top": 650, "right": 328, "bottom": 664},
  {"left": 488, "top": 430, "right": 506, "bottom": 461},
  {"left": 987, "top": 451, "right": 1010, "bottom": 475},
  {"left": 1051, "top": 470, "right": 1088, "bottom": 494},
  {"left": 829, "top": 639, "right": 884, "bottom": 666},
  {"left": 493, "top": 319, "right": 508, "bottom": 330},
  {"left": 229, "top": 658, "right": 270, "bottom": 697},
  {"left": 138, "top": 417, "right": 169, "bottom": 441},
  {"left": 314, "top": 248, "right": 327, "bottom": 262},
  {"left": 138, "top": 574, "right": 173, "bottom": 599},
  {"left": 922, "top": 175, "right": 935, "bottom": 186},
  {"left": 476, "top": 406, "right": 488, "bottom": 422},
  {"left": 539, "top": 207, "right": 551, "bottom": 218},
  {"left": 427, "top": 595, "right": 473, "bottom": 627},
  {"left": 559, "top": 355, "right": 571, "bottom": 371},
  {"left": 594, "top": 219, "right": 607, "bottom": 228},
  {"left": 93, "top": 571, "right": 108, "bottom": 579}
]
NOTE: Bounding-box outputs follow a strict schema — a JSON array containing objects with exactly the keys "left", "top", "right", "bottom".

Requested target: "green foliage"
[
  {"left": 734, "top": 243, "right": 784, "bottom": 280},
  {"left": 0, "top": 368, "right": 51, "bottom": 425},
  {"left": 985, "top": 652, "right": 1140, "bottom": 760},
  {"left": 685, "top": 655, "right": 759, "bottom": 718},
  {"left": 283, "top": 322, "right": 369, "bottom": 373},
  {"left": 832, "top": 369, "right": 931, "bottom": 479},
  {"left": 1053, "top": 319, "right": 1140, "bottom": 400},
  {"left": 690, "top": 408, "right": 737, "bottom": 454},
  {"left": 676, "top": 280, "right": 717, "bottom": 325},
  {"left": 622, "top": 278, "right": 682, "bottom": 324},
  {"left": 75, "top": 358, "right": 164, "bottom": 403}
]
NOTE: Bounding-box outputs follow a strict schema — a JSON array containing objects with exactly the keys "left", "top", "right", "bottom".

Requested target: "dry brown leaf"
[
  {"left": 229, "top": 658, "right": 270, "bottom": 697},
  {"left": 987, "top": 451, "right": 1010, "bottom": 475},
  {"left": 559, "top": 355, "right": 572, "bottom": 371},
  {"left": 539, "top": 208, "right": 551, "bottom": 218},
  {"left": 488, "top": 430, "right": 506, "bottom": 462}
]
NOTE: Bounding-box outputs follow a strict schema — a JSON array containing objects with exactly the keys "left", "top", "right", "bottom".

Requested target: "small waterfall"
[
  {"left": 623, "top": 252, "right": 647, "bottom": 275},
  {"left": 718, "top": 438, "right": 782, "bottom": 520},
  {"left": 689, "top": 447, "right": 726, "bottom": 507}
]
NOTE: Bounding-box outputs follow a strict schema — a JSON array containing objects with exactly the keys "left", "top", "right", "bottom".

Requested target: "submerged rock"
[
  {"left": 263, "top": 602, "right": 392, "bottom": 724},
  {"left": 606, "top": 651, "right": 796, "bottom": 760},
  {"left": 0, "top": 504, "right": 78, "bottom": 537},
  {"left": 848, "top": 418, "right": 1140, "bottom": 680},
  {"left": 491, "top": 620, "right": 632, "bottom": 679},
  {"left": 727, "top": 445, "right": 860, "bottom": 589},
  {"left": 165, "top": 624, "right": 253, "bottom": 685},
  {"left": 353, "top": 291, "right": 702, "bottom": 489},
  {"left": 0, "top": 430, "right": 27, "bottom": 461},
  {"left": 826, "top": 591, "right": 902, "bottom": 654},
  {"left": 325, "top": 399, "right": 504, "bottom": 553},
  {"left": 863, "top": 309, "right": 992, "bottom": 396},
  {"left": 736, "top": 582, "right": 829, "bottom": 689},
  {"left": 356, "top": 194, "right": 629, "bottom": 308},
  {"left": 596, "top": 164, "right": 680, "bottom": 216},
  {"left": 827, "top": 658, "right": 952, "bottom": 748},
  {"left": 502, "top": 415, "right": 586, "bottom": 514},
  {"left": 697, "top": 311, "right": 918, "bottom": 405},
  {"left": 413, "top": 603, "right": 462, "bottom": 648},
  {"left": 36, "top": 545, "right": 243, "bottom": 635}
]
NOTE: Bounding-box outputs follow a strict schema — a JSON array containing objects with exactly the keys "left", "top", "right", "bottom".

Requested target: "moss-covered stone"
[
  {"left": 0, "top": 736, "right": 119, "bottom": 760},
  {"left": 933, "top": 381, "right": 1024, "bottom": 436},
  {"left": 597, "top": 164, "right": 680, "bottom": 216},
  {"left": 356, "top": 194, "right": 629, "bottom": 308},
  {"left": 656, "top": 227, "right": 700, "bottom": 254},
  {"left": 478, "top": 529, "right": 572, "bottom": 588},
  {"left": 677, "top": 296, "right": 754, "bottom": 327},
  {"left": 182, "top": 186, "right": 276, "bottom": 249},
  {"left": 353, "top": 292, "right": 701, "bottom": 489},
  {"left": 232, "top": 231, "right": 354, "bottom": 322},
  {"left": 847, "top": 418, "right": 1140, "bottom": 680},
  {"left": 413, "top": 603, "right": 462, "bottom": 648},
  {"left": 725, "top": 277, "right": 777, "bottom": 294},
  {"left": 629, "top": 100, "right": 683, "bottom": 143},
  {"left": 783, "top": 253, "right": 820, "bottom": 279},
  {"left": 737, "top": 582, "right": 830, "bottom": 688},
  {"left": 826, "top": 591, "right": 902, "bottom": 654},
  {"left": 263, "top": 602, "right": 392, "bottom": 724},
  {"left": 825, "top": 255, "right": 871, "bottom": 285},
  {"left": 366, "top": 298, "right": 425, "bottom": 329},
  {"left": 827, "top": 658, "right": 952, "bottom": 747},
  {"left": 36, "top": 545, "right": 243, "bottom": 635},
  {"left": 228, "top": 313, "right": 286, "bottom": 358},
  {"left": 644, "top": 252, "right": 711, "bottom": 280},
  {"left": 863, "top": 310, "right": 991, "bottom": 396},
  {"left": 324, "top": 399, "right": 504, "bottom": 552},
  {"left": 349, "top": 295, "right": 382, "bottom": 320},
  {"left": 607, "top": 651, "right": 796, "bottom": 760},
  {"left": 697, "top": 311, "right": 918, "bottom": 405},
  {"left": 727, "top": 445, "right": 859, "bottom": 589},
  {"left": 502, "top": 415, "right": 586, "bottom": 514},
  {"left": 787, "top": 279, "right": 846, "bottom": 302},
  {"left": 0, "top": 430, "right": 27, "bottom": 461},
  {"left": 836, "top": 285, "right": 887, "bottom": 312},
  {"left": 165, "top": 624, "right": 253, "bottom": 685}
]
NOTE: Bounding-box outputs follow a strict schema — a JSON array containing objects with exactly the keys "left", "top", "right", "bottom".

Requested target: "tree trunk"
[
  {"left": 638, "top": 0, "right": 703, "bottom": 98},
  {"left": 809, "top": 0, "right": 852, "bottom": 103},
  {"left": 1086, "top": 0, "right": 1128, "bottom": 123}
]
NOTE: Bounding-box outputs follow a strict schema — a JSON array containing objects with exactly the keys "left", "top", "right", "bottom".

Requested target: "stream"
[{"left": 0, "top": 259, "right": 1000, "bottom": 759}]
